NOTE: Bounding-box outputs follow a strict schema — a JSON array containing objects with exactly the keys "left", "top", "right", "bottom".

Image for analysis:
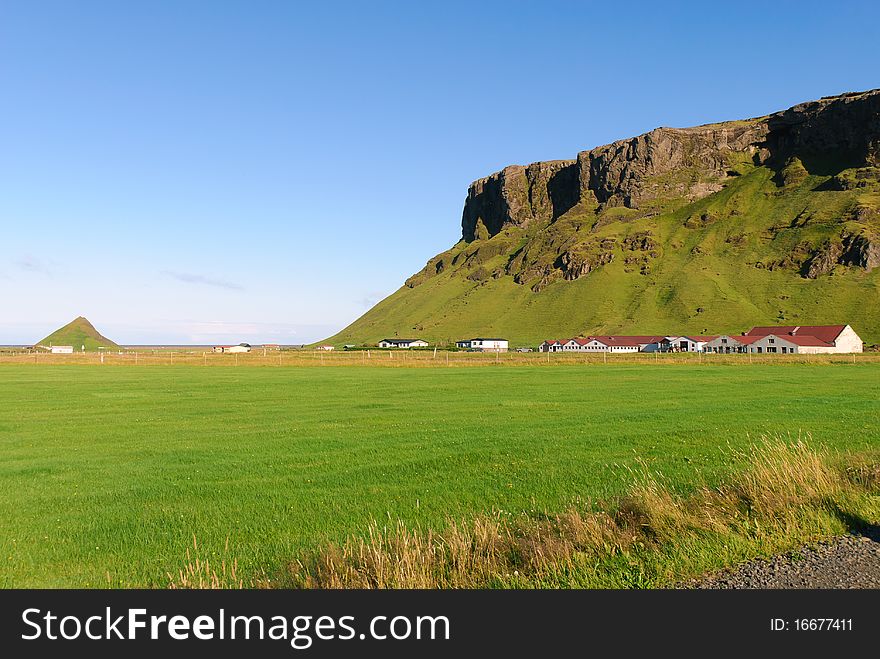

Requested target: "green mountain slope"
[
  {"left": 327, "top": 90, "right": 880, "bottom": 347},
  {"left": 38, "top": 317, "right": 120, "bottom": 351}
]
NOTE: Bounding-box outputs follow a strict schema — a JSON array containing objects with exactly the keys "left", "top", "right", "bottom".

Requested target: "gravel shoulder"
[{"left": 684, "top": 533, "right": 880, "bottom": 589}]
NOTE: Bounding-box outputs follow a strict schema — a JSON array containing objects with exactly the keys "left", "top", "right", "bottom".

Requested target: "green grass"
[
  {"left": 1, "top": 362, "right": 879, "bottom": 587},
  {"left": 327, "top": 163, "right": 880, "bottom": 347}
]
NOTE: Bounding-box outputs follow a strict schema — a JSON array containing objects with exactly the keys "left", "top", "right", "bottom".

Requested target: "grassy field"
[{"left": 0, "top": 361, "right": 879, "bottom": 587}]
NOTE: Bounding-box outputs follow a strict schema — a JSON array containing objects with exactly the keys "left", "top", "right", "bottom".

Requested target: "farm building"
[
  {"left": 743, "top": 325, "right": 863, "bottom": 353},
  {"left": 704, "top": 335, "right": 761, "bottom": 353},
  {"left": 538, "top": 340, "right": 565, "bottom": 353},
  {"left": 315, "top": 345, "right": 335, "bottom": 351},
  {"left": 212, "top": 344, "right": 251, "bottom": 354},
  {"left": 659, "top": 336, "right": 717, "bottom": 353},
  {"left": 49, "top": 345, "right": 74, "bottom": 354},
  {"left": 457, "top": 338, "right": 509, "bottom": 352},
  {"left": 378, "top": 338, "right": 429, "bottom": 349},
  {"left": 586, "top": 336, "right": 659, "bottom": 353},
  {"left": 537, "top": 325, "right": 860, "bottom": 355},
  {"left": 541, "top": 336, "right": 665, "bottom": 353}
]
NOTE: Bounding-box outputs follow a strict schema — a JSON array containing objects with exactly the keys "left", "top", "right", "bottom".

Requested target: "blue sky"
[{"left": 1, "top": 1, "right": 878, "bottom": 344}]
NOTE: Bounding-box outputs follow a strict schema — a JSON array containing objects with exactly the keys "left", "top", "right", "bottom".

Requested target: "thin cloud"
[
  {"left": 163, "top": 270, "right": 243, "bottom": 291},
  {"left": 15, "top": 256, "right": 53, "bottom": 276}
]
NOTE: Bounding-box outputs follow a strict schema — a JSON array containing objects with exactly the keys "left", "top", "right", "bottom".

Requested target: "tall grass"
[
  {"left": 272, "top": 438, "right": 878, "bottom": 589},
  {"left": 167, "top": 536, "right": 245, "bottom": 589}
]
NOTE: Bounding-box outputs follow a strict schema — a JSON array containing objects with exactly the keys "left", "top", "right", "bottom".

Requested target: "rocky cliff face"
[
  {"left": 461, "top": 160, "right": 579, "bottom": 240},
  {"left": 461, "top": 89, "right": 880, "bottom": 241}
]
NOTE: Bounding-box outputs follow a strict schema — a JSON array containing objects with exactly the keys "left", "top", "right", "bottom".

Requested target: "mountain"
[
  {"left": 327, "top": 89, "right": 880, "bottom": 347},
  {"left": 38, "top": 317, "right": 120, "bottom": 351}
]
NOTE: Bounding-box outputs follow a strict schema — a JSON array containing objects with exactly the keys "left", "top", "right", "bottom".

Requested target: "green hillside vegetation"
[
  {"left": 325, "top": 90, "right": 880, "bottom": 348},
  {"left": 328, "top": 157, "right": 880, "bottom": 347},
  {"left": 38, "top": 316, "right": 120, "bottom": 351}
]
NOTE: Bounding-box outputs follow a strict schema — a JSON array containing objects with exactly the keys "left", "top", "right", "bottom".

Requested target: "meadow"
[{"left": 0, "top": 359, "right": 879, "bottom": 587}]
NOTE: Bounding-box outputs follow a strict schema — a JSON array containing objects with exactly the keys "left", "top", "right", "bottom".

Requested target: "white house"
[
  {"left": 538, "top": 340, "right": 564, "bottom": 352},
  {"left": 50, "top": 345, "right": 74, "bottom": 354},
  {"left": 743, "top": 325, "right": 863, "bottom": 353},
  {"left": 378, "top": 338, "right": 429, "bottom": 349},
  {"left": 315, "top": 345, "right": 335, "bottom": 351},
  {"left": 458, "top": 338, "right": 508, "bottom": 352},
  {"left": 213, "top": 344, "right": 251, "bottom": 354},
  {"left": 660, "top": 336, "right": 717, "bottom": 352}
]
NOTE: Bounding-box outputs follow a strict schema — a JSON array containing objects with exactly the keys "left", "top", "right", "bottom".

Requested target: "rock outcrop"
[
  {"left": 461, "top": 89, "right": 880, "bottom": 241},
  {"left": 841, "top": 233, "right": 880, "bottom": 271},
  {"left": 461, "top": 160, "right": 578, "bottom": 241}
]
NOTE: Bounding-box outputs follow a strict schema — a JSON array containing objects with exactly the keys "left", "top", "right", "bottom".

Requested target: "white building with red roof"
[
  {"left": 538, "top": 325, "right": 862, "bottom": 355},
  {"left": 743, "top": 325, "right": 862, "bottom": 353}
]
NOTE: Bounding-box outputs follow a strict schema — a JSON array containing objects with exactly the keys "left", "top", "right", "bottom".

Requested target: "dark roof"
[
  {"left": 745, "top": 325, "right": 846, "bottom": 343},
  {"left": 380, "top": 338, "right": 424, "bottom": 343}
]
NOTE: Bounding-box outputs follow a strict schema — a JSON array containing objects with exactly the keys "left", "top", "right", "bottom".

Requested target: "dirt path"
[{"left": 685, "top": 534, "right": 880, "bottom": 589}]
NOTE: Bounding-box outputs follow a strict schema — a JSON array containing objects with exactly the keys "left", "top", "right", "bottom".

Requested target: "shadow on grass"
[{"left": 831, "top": 506, "right": 880, "bottom": 543}]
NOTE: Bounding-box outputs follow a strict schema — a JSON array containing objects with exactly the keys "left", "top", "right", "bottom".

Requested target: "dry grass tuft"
[
  {"left": 728, "top": 438, "right": 841, "bottom": 513},
  {"left": 174, "top": 437, "right": 879, "bottom": 589},
  {"left": 167, "top": 536, "right": 246, "bottom": 589}
]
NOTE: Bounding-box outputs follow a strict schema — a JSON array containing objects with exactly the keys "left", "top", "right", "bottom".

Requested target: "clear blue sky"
[{"left": 2, "top": 1, "right": 878, "bottom": 344}]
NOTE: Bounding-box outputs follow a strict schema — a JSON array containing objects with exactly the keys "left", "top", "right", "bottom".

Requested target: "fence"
[{"left": 0, "top": 349, "right": 875, "bottom": 368}]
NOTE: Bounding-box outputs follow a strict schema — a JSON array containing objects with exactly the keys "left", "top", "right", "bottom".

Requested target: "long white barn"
[{"left": 540, "top": 325, "right": 863, "bottom": 355}]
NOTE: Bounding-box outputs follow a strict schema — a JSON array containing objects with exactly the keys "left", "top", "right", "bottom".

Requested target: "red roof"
[
  {"left": 761, "top": 333, "right": 834, "bottom": 347},
  {"left": 745, "top": 325, "right": 846, "bottom": 344},
  {"left": 588, "top": 335, "right": 665, "bottom": 346},
  {"left": 686, "top": 336, "right": 718, "bottom": 342}
]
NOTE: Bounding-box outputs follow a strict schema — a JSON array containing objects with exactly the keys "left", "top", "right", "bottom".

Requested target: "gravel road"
[{"left": 685, "top": 534, "right": 880, "bottom": 589}]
